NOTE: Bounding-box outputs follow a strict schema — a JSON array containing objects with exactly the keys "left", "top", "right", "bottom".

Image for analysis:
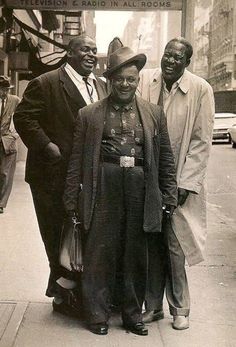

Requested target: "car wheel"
[
  {"left": 228, "top": 134, "right": 232, "bottom": 144},
  {"left": 232, "top": 141, "right": 236, "bottom": 148}
]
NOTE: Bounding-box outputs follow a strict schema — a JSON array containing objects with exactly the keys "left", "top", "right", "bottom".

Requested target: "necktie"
[
  {"left": 82, "top": 77, "right": 94, "bottom": 103},
  {"left": 1, "top": 98, "right": 5, "bottom": 118}
]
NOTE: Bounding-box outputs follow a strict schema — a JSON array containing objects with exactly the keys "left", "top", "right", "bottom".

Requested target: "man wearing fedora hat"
[
  {"left": 0, "top": 76, "right": 20, "bottom": 213},
  {"left": 63, "top": 46, "right": 177, "bottom": 336}
]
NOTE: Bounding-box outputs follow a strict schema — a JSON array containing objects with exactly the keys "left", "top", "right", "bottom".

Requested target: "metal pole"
[{"left": 181, "top": 0, "right": 187, "bottom": 37}]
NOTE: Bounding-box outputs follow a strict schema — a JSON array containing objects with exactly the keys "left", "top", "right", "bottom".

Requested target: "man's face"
[
  {"left": 68, "top": 36, "right": 98, "bottom": 76},
  {"left": 161, "top": 41, "right": 190, "bottom": 84},
  {"left": 0, "top": 88, "right": 10, "bottom": 99},
  {"left": 110, "top": 65, "right": 139, "bottom": 104}
]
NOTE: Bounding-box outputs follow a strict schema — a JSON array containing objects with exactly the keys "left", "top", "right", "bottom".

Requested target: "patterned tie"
[{"left": 82, "top": 77, "right": 94, "bottom": 103}]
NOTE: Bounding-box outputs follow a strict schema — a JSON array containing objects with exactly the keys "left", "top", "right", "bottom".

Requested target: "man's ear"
[
  {"left": 67, "top": 48, "right": 73, "bottom": 58},
  {"left": 186, "top": 58, "right": 191, "bottom": 67}
]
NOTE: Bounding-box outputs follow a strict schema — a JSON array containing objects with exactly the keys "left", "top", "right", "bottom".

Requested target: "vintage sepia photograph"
[{"left": 0, "top": 1, "right": 235, "bottom": 346}]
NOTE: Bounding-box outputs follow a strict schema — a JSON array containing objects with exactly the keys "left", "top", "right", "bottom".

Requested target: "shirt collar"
[
  {"left": 163, "top": 74, "right": 183, "bottom": 92},
  {"left": 162, "top": 69, "right": 189, "bottom": 94},
  {"left": 65, "top": 62, "right": 96, "bottom": 81},
  {"left": 109, "top": 96, "right": 135, "bottom": 111},
  {"left": 177, "top": 70, "right": 189, "bottom": 94}
]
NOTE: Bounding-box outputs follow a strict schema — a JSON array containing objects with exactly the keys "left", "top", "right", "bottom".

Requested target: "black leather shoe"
[
  {"left": 0, "top": 207, "right": 3, "bottom": 214},
  {"left": 89, "top": 323, "right": 108, "bottom": 335},
  {"left": 52, "top": 300, "right": 82, "bottom": 319},
  {"left": 123, "top": 322, "right": 148, "bottom": 336}
]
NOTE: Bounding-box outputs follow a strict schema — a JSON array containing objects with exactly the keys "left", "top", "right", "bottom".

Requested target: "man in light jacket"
[
  {"left": 0, "top": 76, "right": 20, "bottom": 213},
  {"left": 138, "top": 37, "right": 215, "bottom": 330}
]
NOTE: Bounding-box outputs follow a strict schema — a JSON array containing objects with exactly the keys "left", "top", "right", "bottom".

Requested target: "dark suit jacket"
[
  {"left": 13, "top": 65, "right": 107, "bottom": 190},
  {"left": 64, "top": 96, "right": 177, "bottom": 233}
]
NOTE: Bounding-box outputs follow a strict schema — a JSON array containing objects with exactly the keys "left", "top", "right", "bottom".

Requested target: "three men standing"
[
  {"left": 63, "top": 47, "right": 177, "bottom": 335},
  {"left": 14, "top": 35, "right": 107, "bottom": 313},
  {"left": 139, "top": 37, "right": 215, "bottom": 330},
  {"left": 14, "top": 33, "right": 214, "bottom": 335}
]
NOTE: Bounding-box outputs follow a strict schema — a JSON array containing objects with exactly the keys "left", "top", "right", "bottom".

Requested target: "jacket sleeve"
[
  {"left": 63, "top": 109, "right": 85, "bottom": 211},
  {"left": 178, "top": 83, "right": 215, "bottom": 193},
  {"left": 13, "top": 78, "right": 51, "bottom": 152},
  {"left": 158, "top": 108, "right": 178, "bottom": 206},
  {"left": 9, "top": 96, "right": 21, "bottom": 139}
]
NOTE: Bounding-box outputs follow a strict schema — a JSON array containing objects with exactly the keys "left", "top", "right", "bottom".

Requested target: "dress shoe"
[
  {"left": 0, "top": 207, "right": 3, "bottom": 213},
  {"left": 142, "top": 309, "right": 164, "bottom": 323},
  {"left": 52, "top": 300, "right": 82, "bottom": 319},
  {"left": 173, "top": 315, "right": 189, "bottom": 330},
  {"left": 89, "top": 322, "right": 108, "bottom": 335},
  {"left": 123, "top": 322, "right": 148, "bottom": 336}
]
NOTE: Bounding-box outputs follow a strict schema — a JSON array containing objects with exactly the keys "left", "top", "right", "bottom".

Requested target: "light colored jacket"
[
  {"left": 0, "top": 94, "right": 20, "bottom": 155},
  {"left": 138, "top": 69, "right": 215, "bottom": 265}
]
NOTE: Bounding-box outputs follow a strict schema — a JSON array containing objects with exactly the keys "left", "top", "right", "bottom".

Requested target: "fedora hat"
[
  {"left": 103, "top": 46, "right": 146, "bottom": 78},
  {"left": 0, "top": 76, "right": 14, "bottom": 89}
]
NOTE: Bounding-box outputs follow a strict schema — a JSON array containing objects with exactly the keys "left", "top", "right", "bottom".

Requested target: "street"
[{"left": 0, "top": 143, "right": 236, "bottom": 347}]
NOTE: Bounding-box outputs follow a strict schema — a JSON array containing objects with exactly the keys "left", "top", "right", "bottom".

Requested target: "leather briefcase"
[{"left": 59, "top": 216, "right": 83, "bottom": 272}]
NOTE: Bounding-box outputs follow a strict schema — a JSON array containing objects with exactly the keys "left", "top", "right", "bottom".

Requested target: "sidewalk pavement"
[{"left": 0, "top": 161, "right": 236, "bottom": 347}]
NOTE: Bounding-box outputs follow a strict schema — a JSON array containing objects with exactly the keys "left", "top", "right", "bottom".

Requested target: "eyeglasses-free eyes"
[
  {"left": 112, "top": 77, "right": 138, "bottom": 84},
  {"left": 163, "top": 52, "right": 185, "bottom": 63}
]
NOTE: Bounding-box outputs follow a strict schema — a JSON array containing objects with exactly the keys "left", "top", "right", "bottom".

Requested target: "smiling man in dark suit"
[
  {"left": 63, "top": 47, "right": 177, "bottom": 336},
  {"left": 13, "top": 35, "right": 107, "bottom": 315}
]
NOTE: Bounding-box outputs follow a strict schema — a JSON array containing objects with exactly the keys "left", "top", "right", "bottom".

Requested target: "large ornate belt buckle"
[{"left": 120, "top": 156, "right": 135, "bottom": 167}]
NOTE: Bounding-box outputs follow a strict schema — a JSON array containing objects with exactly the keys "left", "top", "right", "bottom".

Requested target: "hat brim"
[{"left": 103, "top": 53, "right": 146, "bottom": 78}]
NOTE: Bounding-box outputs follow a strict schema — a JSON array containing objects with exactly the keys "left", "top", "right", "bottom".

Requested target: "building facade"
[{"left": 193, "top": 0, "right": 236, "bottom": 91}]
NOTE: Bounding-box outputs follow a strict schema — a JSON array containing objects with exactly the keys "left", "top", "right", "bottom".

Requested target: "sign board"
[{"left": 5, "top": 0, "right": 182, "bottom": 11}]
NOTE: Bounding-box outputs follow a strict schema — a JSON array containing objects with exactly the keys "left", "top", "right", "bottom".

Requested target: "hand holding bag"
[{"left": 59, "top": 215, "right": 83, "bottom": 272}]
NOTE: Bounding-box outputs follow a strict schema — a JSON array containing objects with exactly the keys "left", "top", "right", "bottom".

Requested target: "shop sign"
[{"left": 5, "top": 0, "right": 182, "bottom": 11}]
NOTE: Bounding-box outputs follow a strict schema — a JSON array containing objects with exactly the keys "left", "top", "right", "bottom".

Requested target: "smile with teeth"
[
  {"left": 165, "top": 66, "right": 174, "bottom": 72},
  {"left": 84, "top": 59, "right": 95, "bottom": 65}
]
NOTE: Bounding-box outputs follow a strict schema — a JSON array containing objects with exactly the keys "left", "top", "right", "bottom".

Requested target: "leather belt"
[{"left": 102, "top": 155, "right": 144, "bottom": 167}]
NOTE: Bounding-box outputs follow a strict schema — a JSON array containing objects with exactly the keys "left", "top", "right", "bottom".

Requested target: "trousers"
[
  {"left": 146, "top": 216, "right": 190, "bottom": 316},
  {"left": 30, "top": 185, "right": 68, "bottom": 297},
  {"left": 0, "top": 143, "right": 17, "bottom": 208},
  {"left": 82, "top": 162, "right": 148, "bottom": 325}
]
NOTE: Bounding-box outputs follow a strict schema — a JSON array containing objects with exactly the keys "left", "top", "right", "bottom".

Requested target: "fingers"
[{"left": 177, "top": 188, "right": 189, "bottom": 206}]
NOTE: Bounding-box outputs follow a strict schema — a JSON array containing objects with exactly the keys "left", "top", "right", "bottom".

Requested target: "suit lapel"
[
  {"left": 92, "top": 98, "right": 108, "bottom": 194},
  {"left": 59, "top": 66, "right": 87, "bottom": 108},
  {"left": 94, "top": 78, "right": 107, "bottom": 100},
  {"left": 1, "top": 96, "right": 12, "bottom": 126},
  {"left": 2, "top": 97, "right": 10, "bottom": 118},
  {"left": 136, "top": 96, "right": 154, "bottom": 169},
  {"left": 149, "top": 70, "right": 162, "bottom": 104}
]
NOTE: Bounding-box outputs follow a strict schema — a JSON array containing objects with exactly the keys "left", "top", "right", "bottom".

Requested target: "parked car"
[
  {"left": 229, "top": 124, "right": 236, "bottom": 148},
  {"left": 213, "top": 113, "right": 236, "bottom": 142}
]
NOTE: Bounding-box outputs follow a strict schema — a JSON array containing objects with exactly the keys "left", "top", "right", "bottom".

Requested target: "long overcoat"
[
  {"left": 63, "top": 96, "right": 178, "bottom": 234},
  {"left": 138, "top": 69, "right": 215, "bottom": 265}
]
